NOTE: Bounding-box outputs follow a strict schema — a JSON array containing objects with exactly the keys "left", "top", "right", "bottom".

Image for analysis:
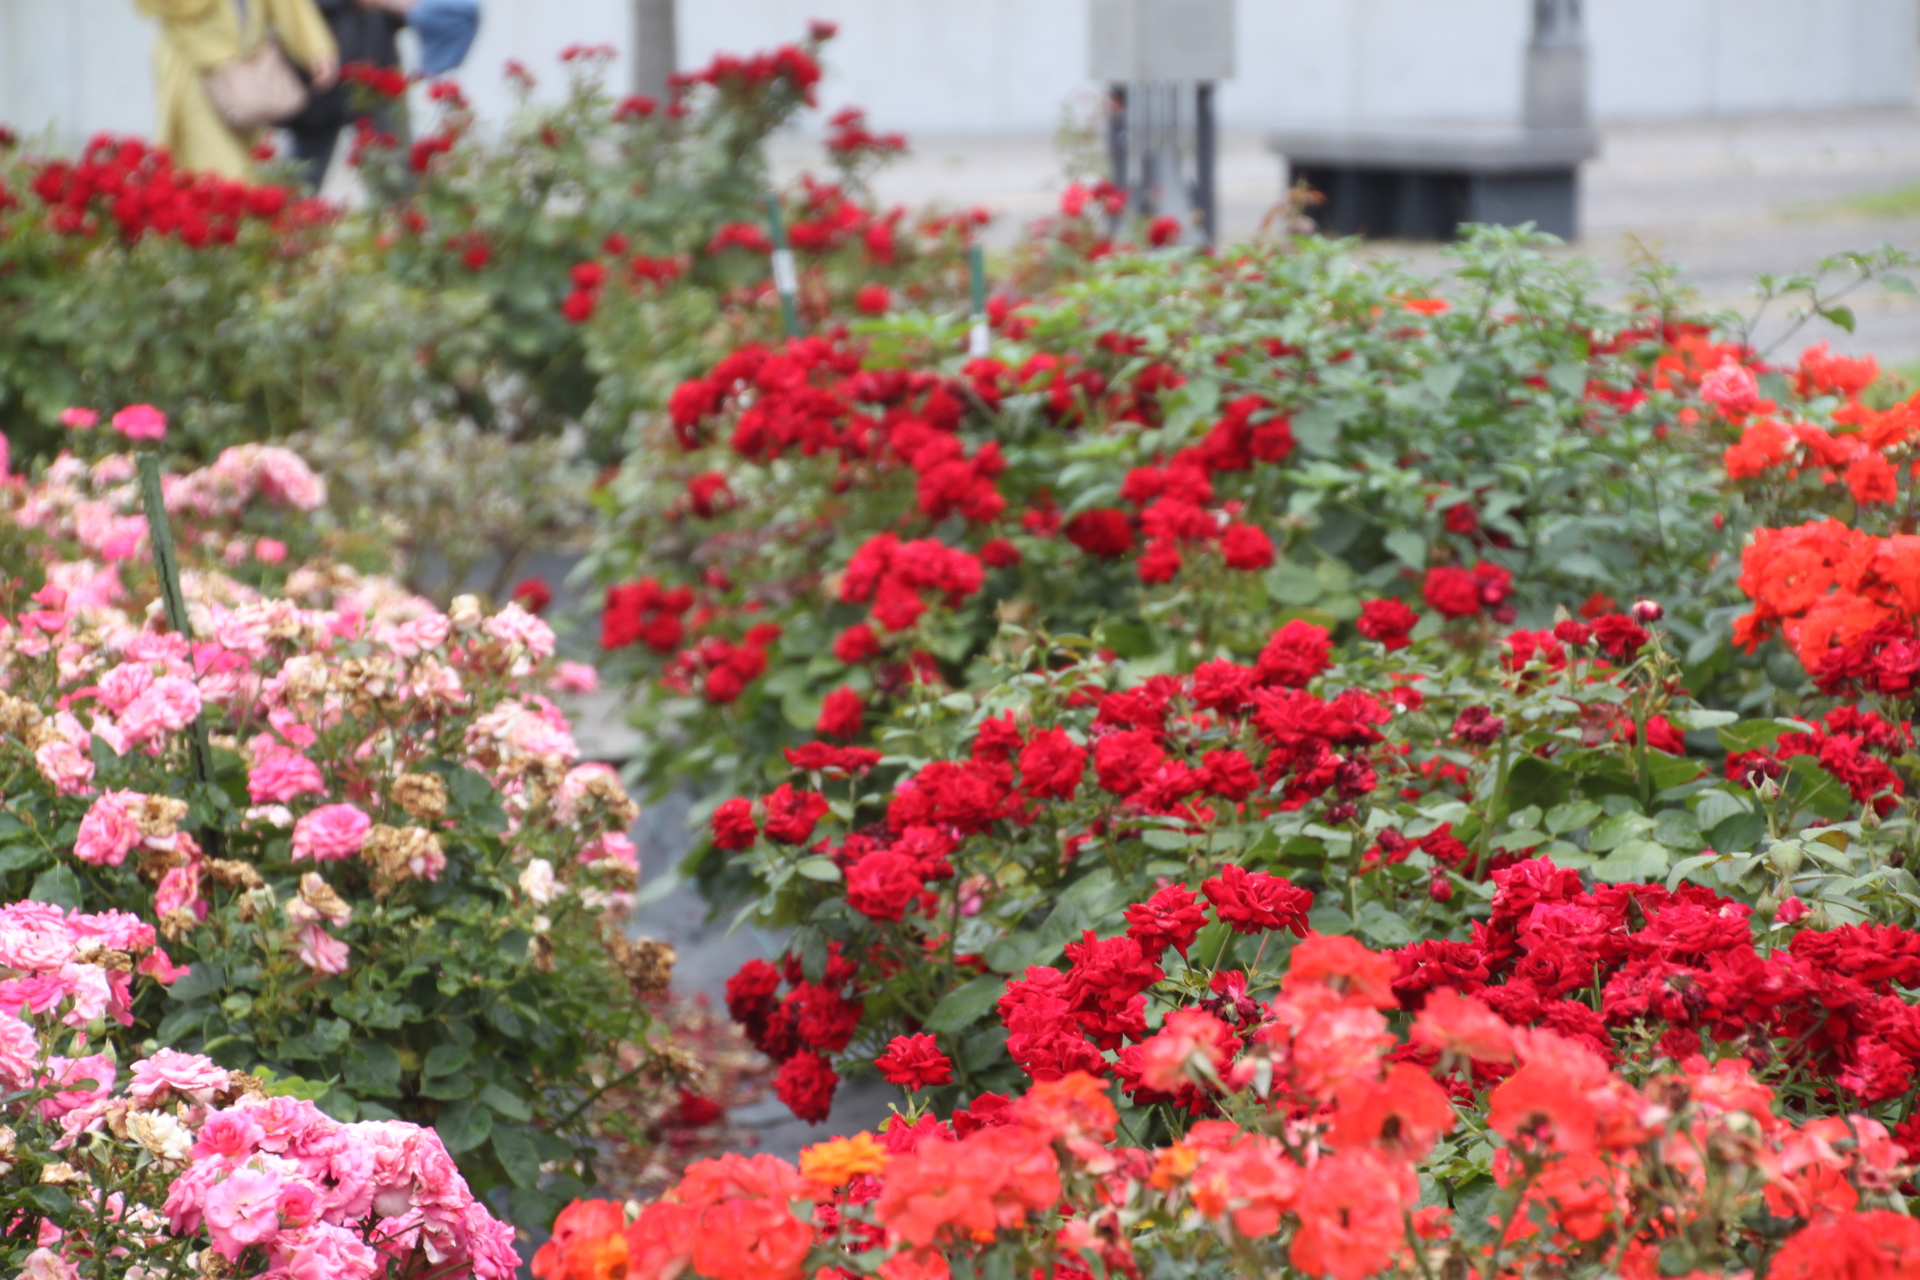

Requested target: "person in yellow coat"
[{"left": 135, "top": 0, "right": 341, "bottom": 179}]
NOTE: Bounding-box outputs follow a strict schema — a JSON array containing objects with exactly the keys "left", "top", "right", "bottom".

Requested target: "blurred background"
[{"left": 13, "top": 1, "right": 1920, "bottom": 357}]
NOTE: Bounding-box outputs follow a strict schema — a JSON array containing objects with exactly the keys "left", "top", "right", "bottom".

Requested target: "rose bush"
[
  {"left": 0, "top": 899, "right": 519, "bottom": 1280},
  {"left": 592, "top": 232, "right": 1920, "bottom": 834},
  {"left": 0, "top": 30, "right": 998, "bottom": 474},
  {"left": 698, "top": 603, "right": 1920, "bottom": 1120},
  {"left": 531, "top": 921, "right": 1920, "bottom": 1280},
  {"left": 0, "top": 429, "right": 665, "bottom": 1230}
]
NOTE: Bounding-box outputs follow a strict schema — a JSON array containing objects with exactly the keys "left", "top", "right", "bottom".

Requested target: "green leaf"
[
  {"left": 343, "top": 1042, "right": 403, "bottom": 1098},
  {"left": 1883, "top": 273, "right": 1918, "bottom": 296},
  {"left": 479, "top": 1083, "right": 533, "bottom": 1122},
  {"left": 436, "top": 1099, "right": 493, "bottom": 1154},
  {"left": 1817, "top": 304, "right": 1857, "bottom": 334},
  {"left": 1646, "top": 753, "right": 1706, "bottom": 793},
  {"left": 1353, "top": 901, "right": 1414, "bottom": 947},
  {"left": 923, "top": 975, "right": 1008, "bottom": 1034},
  {"left": 1505, "top": 756, "right": 1570, "bottom": 811},
  {"left": 1422, "top": 362, "right": 1465, "bottom": 404},
  {"left": 1139, "top": 828, "right": 1191, "bottom": 852},
  {"left": 1665, "top": 708, "right": 1737, "bottom": 731},
  {"left": 25, "top": 1186, "right": 72, "bottom": 1219},
  {"left": 0, "top": 845, "right": 48, "bottom": 876},
  {"left": 1787, "top": 755, "right": 1853, "bottom": 821},
  {"left": 27, "top": 864, "right": 80, "bottom": 911},
  {"left": 1546, "top": 361, "right": 1589, "bottom": 398},
  {"left": 491, "top": 1123, "right": 543, "bottom": 1188},
  {"left": 1717, "top": 721, "right": 1791, "bottom": 753},
  {"left": 1591, "top": 840, "right": 1670, "bottom": 883},
  {"left": 795, "top": 857, "right": 842, "bottom": 883},
  {"left": 1706, "top": 808, "right": 1767, "bottom": 854},
  {"left": 1384, "top": 530, "right": 1426, "bottom": 570},
  {"left": 1543, "top": 801, "right": 1601, "bottom": 835},
  {"left": 424, "top": 1043, "right": 470, "bottom": 1078},
  {"left": 1291, "top": 402, "right": 1347, "bottom": 456}
]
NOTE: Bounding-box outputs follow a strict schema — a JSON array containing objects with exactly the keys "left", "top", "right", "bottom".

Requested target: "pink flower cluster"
[{"left": 158, "top": 1092, "right": 520, "bottom": 1279}]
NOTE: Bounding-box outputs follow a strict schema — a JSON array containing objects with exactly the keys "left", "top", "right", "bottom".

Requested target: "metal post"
[
  {"left": 764, "top": 195, "right": 801, "bottom": 338},
  {"left": 1107, "top": 83, "right": 1129, "bottom": 210},
  {"left": 1524, "top": 0, "right": 1589, "bottom": 130},
  {"left": 136, "top": 453, "right": 223, "bottom": 855},
  {"left": 1195, "top": 81, "right": 1217, "bottom": 244},
  {"left": 633, "top": 0, "right": 678, "bottom": 100},
  {"left": 967, "top": 244, "right": 988, "bottom": 357}
]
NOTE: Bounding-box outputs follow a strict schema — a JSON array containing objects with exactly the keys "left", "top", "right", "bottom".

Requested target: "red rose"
[
  {"left": 833, "top": 623, "right": 881, "bottom": 664},
  {"left": 816, "top": 687, "right": 864, "bottom": 739},
  {"left": 773, "top": 1051, "right": 839, "bottom": 1123},
  {"left": 1220, "top": 523, "right": 1275, "bottom": 571},
  {"left": 710, "top": 797, "right": 758, "bottom": 850},
  {"left": 1136, "top": 538, "right": 1181, "bottom": 583},
  {"left": 724, "top": 957, "right": 781, "bottom": 1035},
  {"left": 1356, "top": 598, "right": 1419, "bottom": 650},
  {"left": 1591, "top": 613, "right": 1651, "bottom": 663},
  {"left": 1065, "top": 508, "right": 1135, "bottom": 558},
  {"left": 1125, "top": 883, "right": 1211, "bottom": 958},
  {"left": 874, "top": 1033, "right": 953, "bottom": 1091},
  {"left": 1201, "top": 748, "right": 1257, "bottom": 800},
  {"left": 1094, "top": 729, "right": 1166, "bottom": 797},
  {"left": 509, "top": 577, "right": 553, "bottom": 615},
  {"left": 1202, "top": 864, "right": 1313, "bottom": 935},
  {"left": 1254, "top": 619, "right": 1332, "bottom": 688},
  {"left": 762, "top": 784, "right": 829, "bottom": 844},
  {"left": 1422, "top": 566, "right": 1482, "bottom": 618},
  {"left": 979, "top": 538, "right": 1022, "bottom": 568},
  {"left": 1017, "top": 728, "right": 1087, "bottom": 801},
  {"left": 855, "top": 284, "right": 891, "bottom": 314},
  {"left": 845, "top": 850, "right": 924, "bottom": 922}
]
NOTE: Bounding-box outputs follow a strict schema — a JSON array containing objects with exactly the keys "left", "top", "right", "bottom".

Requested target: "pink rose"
[
  {"left": 249, "top": 750, "right": 325, "bottom": 804},
  {"left": 254, "top": 538, "right": 288, "bottom": 564},
  {"left": 189, "top": 1109, "right": 266, "bottom": 1161},
  {"left": 294, "top": 923, "right": 350, "bottom": 975},
  {"left": 118, "top": 676, "right": 202, "bottom": 747},
  {"left": 204, "top": 1167, "right": 284, "bottom": 1259},
  {"left": 75, "top": 792, "right": 142, "bottom": 867},
  {"left": 154, "top": 863, "right": 205, "bottom": 923},
  {"left": 59, "top": 408, "right": 97, "bottom": 430},
  {"left": 130, "top": 1048, "right": 231, "bottom": 1108},
  {"left": 110, "top": 404, "right": 167, "bottom": 442},
  {"left": 292, "top": 805, "right": 370, "bottom": 862},
  {"left": 548, "top": 661, "right": 599, "bottom": 695},
  {"left": 33, "top": 715, "right": 94, "bottom": 796}
]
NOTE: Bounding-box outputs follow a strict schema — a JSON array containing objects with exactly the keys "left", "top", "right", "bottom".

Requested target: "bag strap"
[{"left": 233, "top": 0, "right": 268, "bottom": 51}]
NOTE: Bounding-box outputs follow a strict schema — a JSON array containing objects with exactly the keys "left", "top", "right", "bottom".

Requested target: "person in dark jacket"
[{"left": 285, "top": 0, "right": 408, "bottom": 191}]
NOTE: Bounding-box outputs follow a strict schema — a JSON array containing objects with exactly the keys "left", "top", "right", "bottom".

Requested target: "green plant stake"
[
  {"left": 967, "top": 243, "right": 989, "bottom": 358},
  {"left": 765, "top": 194, "right": 802, "bottom": 338},
  {"left": 136, "top": 453, "right": 224, "bottom": 850}
]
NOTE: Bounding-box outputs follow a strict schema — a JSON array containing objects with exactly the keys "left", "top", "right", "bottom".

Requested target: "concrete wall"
[{"left": 2, "top": 0, "right": 1914, "bottom": 151}]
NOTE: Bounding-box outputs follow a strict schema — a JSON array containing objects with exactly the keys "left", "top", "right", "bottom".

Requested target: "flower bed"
[{"left": 0, "top": 425, "right": 667, "bottom": 1240}]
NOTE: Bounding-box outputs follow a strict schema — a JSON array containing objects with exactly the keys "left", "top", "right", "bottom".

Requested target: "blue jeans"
[{"left": 411, "top": 0, "right": 480, "bottom": 76}]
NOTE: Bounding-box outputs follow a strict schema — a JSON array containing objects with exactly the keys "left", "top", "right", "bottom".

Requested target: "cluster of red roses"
[
  {"left": 1737, "top": 517, "right": 1920, "bottom": 673},
  {"left": 724, "top": 946, "right": 864, "bottom": 1122},
  {"left": 1393, "top": 856, "right": 1920, "bottom": 1122},
  {"left": 668, "top": 39, "right": 826, "bottom": 107},
  {"left": 550, "top": 918, "right": 1920, "bottom": 1280},
  {"left": 1717, "top": 341, "right": 1902, "bottom": 509},
  {"left": 25, "top": 134, "right": 316, "bottom": 245},
  {"left": 705, "top": 602, "right": 1722, "bottom": 1123},
  {"left": 1723, "top": 704, "right": 1907, "bottom": 814}
]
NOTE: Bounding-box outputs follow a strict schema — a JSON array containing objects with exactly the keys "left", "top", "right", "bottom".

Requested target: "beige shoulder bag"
[{"left": 203, "top": 0, "right": 310, "bottom": 131}]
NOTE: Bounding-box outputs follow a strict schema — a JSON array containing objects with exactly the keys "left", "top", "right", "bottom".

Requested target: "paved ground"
[{"left": 773, "top": 106, "right": 1920, "bottom": 364}]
